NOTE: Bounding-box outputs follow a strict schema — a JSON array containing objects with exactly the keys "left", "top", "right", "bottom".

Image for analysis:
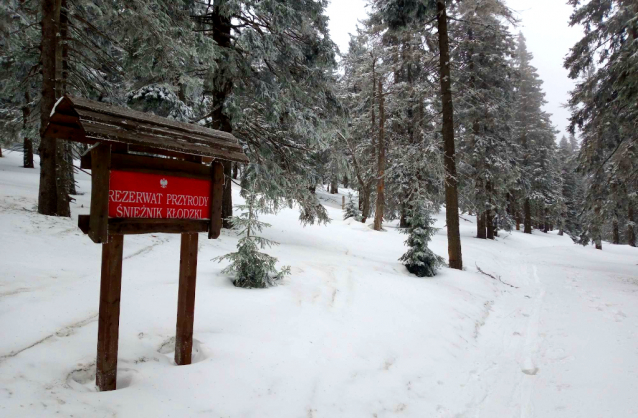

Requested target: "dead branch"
[{"left": 475, "top": 263, "right": 518, "bottom": 289}]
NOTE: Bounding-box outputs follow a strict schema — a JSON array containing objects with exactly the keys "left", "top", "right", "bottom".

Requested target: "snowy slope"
[{"left": 1, "top": 150, "right": 637, "bottom": 418}]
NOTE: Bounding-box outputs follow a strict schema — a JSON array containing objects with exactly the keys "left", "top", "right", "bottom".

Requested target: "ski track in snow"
[{"left": 1, "top": 151, "right": 638, "bottom": 417}]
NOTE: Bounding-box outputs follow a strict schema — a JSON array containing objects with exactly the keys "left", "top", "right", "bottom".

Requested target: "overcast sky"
[{"left": 325, "top": 0, "right": 583, "bottom": 140}]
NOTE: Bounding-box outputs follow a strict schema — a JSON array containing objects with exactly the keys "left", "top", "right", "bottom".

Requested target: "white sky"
[{"left": 325, "top": 0, "right": 583, "bottom": 140}]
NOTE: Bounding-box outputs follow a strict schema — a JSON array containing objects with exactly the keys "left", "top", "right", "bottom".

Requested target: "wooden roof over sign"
[{"left": 44, "top": 95, "right": 249, "bottom": 163}]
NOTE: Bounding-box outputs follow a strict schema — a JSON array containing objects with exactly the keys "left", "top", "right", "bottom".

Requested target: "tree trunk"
[
  {"left": 23, "top": 139, "right": 34, "bottom": 168},
  {"left": 210, "top": 4, "right": 234, "bottom": 228},
  {"left": 486, "top": 210, "right": 494, "bottom": 240},
  {"left": 373, "top": 79, "right": 385, "bottom": 232},
  {"left": 23, "top": 91, "right": 34, "bottom": 168},
  {"left": 543, "top": 208, "right": 550, "bottom": 233},
  {"left": 37, "top": 0, "right": 60, "bottom": 215},
  {"left": 595, "top": 237, "right": 602, "bottom": 250},
  {"left": 232, "top": 162, "right": 238, "bottom": 179},
  {"left": 66, "top": 142, "right": 76, "bottom": 194},
  {"left": 477, "top": 211, "right": 486, "bottom": 239},
  {"left": 628, "top": 206, "right": 636, "bottom": 247},
  {"left": 612, "top": 218, "right": 620, "bottom": 244},
  {"left": 523, "top": 198, "right": 532, "bottom": 234},
  {"left": 60, "top": 0, "right": 74, "bottom": 197},
  {"left": 437, "top": 0, "right": 462, "bottom": 269},
  {"left": 330, "top": 177, "right": 338, "bottom": 194},
  {"left": 53, "top": 0, "right": 70, "bottom": 217},
  {"left": 221, "top": 160, "right": 233, "bottom": 229},
  {"left": 361, "top": 185, "right": 371, "bottom": 223}
]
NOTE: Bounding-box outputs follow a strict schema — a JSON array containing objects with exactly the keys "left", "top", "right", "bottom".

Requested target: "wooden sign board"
[
  {"left": 44, "top": 95, "right": 248, "bottom": 392},
  {"left": 108, "top": 171, "right": 211, "bottom": 220}
]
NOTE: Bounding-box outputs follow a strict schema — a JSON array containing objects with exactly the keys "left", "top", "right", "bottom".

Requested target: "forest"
[
  {"left": 1, "top": 0, "right": 638, "bottom": 416},
  {"left": 1, "top": 0, "right": 636, "bottom": 282}
]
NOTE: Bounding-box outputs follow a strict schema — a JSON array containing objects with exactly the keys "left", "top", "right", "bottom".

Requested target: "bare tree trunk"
[
  {"left": 61, "top": 0, "right": 74, "bottom": 196},
  {"left": 486, "top": 181, "right": 495, "bottom": 239},
  {"left": 37, "top": 0, "right": 60, "bottom": 215},
  {"left": 23, "top": 91, "right": 34, "bottom": 168},
  {"left": 612, "top": 218, "right": 620, "bottom": 244},
  {"left": 209, "top": 4, "right": 234, "bottom": 229},
  {"left": 543, "top": 207, "right": 550, "bottom": 233},
  {"left": 361, "top": 185, "right": 371, "bottom": 223},
  {"left": 330, "top": 177, "right": 338, "bottom": 194},
  {"left": 66, "top": 143, "right": 76, "bottom": 194},
  {"left": 477, "top": 211, "right": 486, "bottom": 239},
  {"left": 222, "top": 160, "right": 233, "bottom": 228},
  {"left": 373, "top": 79, "right": 385, "bottom": 231},
  {"left": 486, "top": 210, "right": 494, "bottom": 240},
  {"left": 628, "top": 206, "right": 636, "bottom": 247},
  {"left": 53, "top": 0, "right": 70, "bottom": 217},
  {"left": 523, "top": 198, "right": 532, "bottom": 234},
  {"left": 23, "top": 139, "right": 34, "bottom": 168},
  {"left": 232, "top": 162, "right": 238, "bottom": 179},
  {"left": 437, "top": 0, "right": 462, "bottom": 269}
]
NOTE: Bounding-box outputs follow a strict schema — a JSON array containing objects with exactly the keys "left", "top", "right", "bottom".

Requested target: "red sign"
[{"left": 108, "top": 170, "right": 211, "bottom": 220}]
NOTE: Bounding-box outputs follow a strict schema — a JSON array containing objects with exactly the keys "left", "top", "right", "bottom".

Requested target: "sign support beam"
[
  {"left": 175, "top": 233, "right": 199, "bottom": 365},
  {"left": 96, "top": 234, "right": 124, "bottom": 391}
]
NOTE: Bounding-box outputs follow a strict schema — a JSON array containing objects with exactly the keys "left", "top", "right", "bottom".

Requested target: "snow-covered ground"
[{"left": 1, "top": 149, "right": 637, "bottom": 417}]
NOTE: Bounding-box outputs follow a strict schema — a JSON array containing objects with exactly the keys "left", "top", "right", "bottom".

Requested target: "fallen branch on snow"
[{"left": 475, "top": 263, "right": 518, "bottom": 289}]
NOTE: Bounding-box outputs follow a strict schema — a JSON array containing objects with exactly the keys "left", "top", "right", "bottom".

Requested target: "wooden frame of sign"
[{"left": 44, "top": 95, "right": 248, "bottom": 392}]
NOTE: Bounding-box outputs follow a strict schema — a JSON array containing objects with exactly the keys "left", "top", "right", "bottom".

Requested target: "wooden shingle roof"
[{"left": 44, "top": 95, "right": 248, "bottom": 163}]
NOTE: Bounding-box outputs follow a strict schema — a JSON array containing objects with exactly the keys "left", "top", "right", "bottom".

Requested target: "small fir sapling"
[
  {"left": 399, "top": 203, "right": 444, "bottom": 277},
  {"left": 343, "top": 193, "right": 362, "bottom": 221},
  {"left": 213, "top": 184, "right": 290, "bottom": 288}
]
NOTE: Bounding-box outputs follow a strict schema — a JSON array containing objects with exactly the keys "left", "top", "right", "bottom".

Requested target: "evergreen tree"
[
  {"left": 343, "top": 193, "right": 362, "bottom": 221},
  {"left": 214, "top": 179, "right": 290, "bottom": 288},
  {"left": 192, "top": 0, "right": 340, "bottom": 226},
  {"left": 452, "top": 0, "right": 518, "bottom": 239},
  {"left": 513, "top": 33, "right": 559, "bottom": 234},
  {"left": 566, "top": 0, "right": 638, "bottom": 248},
  {"left": 399, "top": 201, "right": 444, "bottom": 278}
]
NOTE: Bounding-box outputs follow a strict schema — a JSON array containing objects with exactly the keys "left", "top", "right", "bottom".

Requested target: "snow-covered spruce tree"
[
  {"left": 192, "top": 0, "right": 339, "bottom": 226},
  {"left": 214, "top": 180, "right": 290, "bottom": 289},
  {"left": 556, "top": 135, "right": 585, "bottom": 240},
  {"left": 399, "top": 202, "right": 444, "bottom": 278},
  {"left": 0, "top": 0, "right": 40, "bottom": 159},
  {"left": 513, "top": 33, "right": 560, "bottom": 234},
  {"left": 338, "top": 29, "right": 383, "bottom": 224},
  {"left": 452, "top": 0, "right": 519, "bottom": 239},
  {"left": 343, "top": 193, "right": 362, "bottom": 221}
]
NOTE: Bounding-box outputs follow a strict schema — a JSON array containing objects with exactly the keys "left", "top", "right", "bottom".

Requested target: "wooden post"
[
  {"left": 175, "top": 233, "right": 199, "bottom": 365},
  {"left": 209, "top": 161, "right": 224, "bottom": 239},
  {"left": 342, "top": 195, "right": 345, "bottom": 209},
  {"left": 89, "top": 144, "right": 111, "bottom": 244},
  {"left": 96, "top": 234, "right": 124, "bottom": 391}
]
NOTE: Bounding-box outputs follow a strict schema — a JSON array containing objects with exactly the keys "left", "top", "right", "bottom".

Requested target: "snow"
[
  {"left": 1, "top": 149, "right": 638, "bottom": 417},
  {"left": 50, "top": 96, "right": 65, "bottom": 117}
]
